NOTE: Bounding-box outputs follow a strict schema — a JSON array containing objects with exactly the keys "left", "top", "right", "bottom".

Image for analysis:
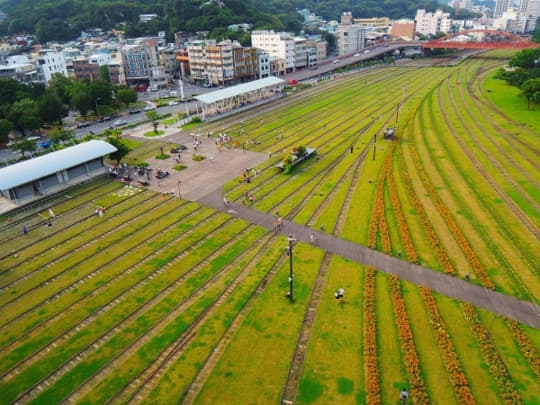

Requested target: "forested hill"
[{"left": 0, "top": 0, "right": 447, "bottom": 43}]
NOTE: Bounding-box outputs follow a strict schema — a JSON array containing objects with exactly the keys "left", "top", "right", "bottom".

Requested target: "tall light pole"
[
  {"left": 286, "top": 234, "right": 296, "bottom": 302},
  {"left": 177, "top": 179, "right": 181, "bottom": 199},
  {"left": 94, "top": 97, "right": 101, "bottom": 118}
]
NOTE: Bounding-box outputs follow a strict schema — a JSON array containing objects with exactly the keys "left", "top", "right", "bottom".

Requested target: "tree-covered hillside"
[{"left": 0, "top": 0, "right": 450, "bottom": 43}]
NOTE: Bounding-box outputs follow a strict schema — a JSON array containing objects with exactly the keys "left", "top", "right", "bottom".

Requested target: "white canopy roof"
[
  {"left": 194, "top": 77, "right": 284, "bottom": 105},
  {"left": 0, "top": 140, "right": 117, "bottom": 190}
]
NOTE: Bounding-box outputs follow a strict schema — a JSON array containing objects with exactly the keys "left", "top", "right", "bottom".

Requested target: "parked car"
[
  {"left": 156, "top": 169, "right": 170, "bottom": 179},
  {"left": 113, "top": 119, "right": 128, "bottom": 127},
  {"left": 168, "top": 100, "right": 179, "bottom": 106},
  {"left": 77, "top": 121, "right": 91, "bottom": 128},
  {"left": 102, "top": 116, "right": 113, "bottom": 121},
  {"left": 38, "top": 140, "right": 52, "bottom": 148},
  {"left": 129, "top": 109, "right": 142, "bottom": 114},
  {"left": 144, "top": 105, "right": 156, "bottom": 111}
]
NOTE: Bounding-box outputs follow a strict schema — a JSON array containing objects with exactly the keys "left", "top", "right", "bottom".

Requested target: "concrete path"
[{"left": 198, "top": 189, "right": 540, "bottom": 330}]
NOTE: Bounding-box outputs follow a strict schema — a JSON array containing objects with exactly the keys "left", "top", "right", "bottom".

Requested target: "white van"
[{"left": 169, "top": 91, "right": 177, "bottom": 97}]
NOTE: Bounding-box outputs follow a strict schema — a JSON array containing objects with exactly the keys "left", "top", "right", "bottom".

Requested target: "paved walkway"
[{"left": 198, "top": 189, "right": 540, "bottom": 329}]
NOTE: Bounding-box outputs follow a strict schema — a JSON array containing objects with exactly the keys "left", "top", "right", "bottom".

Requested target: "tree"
[
  {"left": 520, "top": 78, "right": 540, "bottom": 109},
  {"left": 0, "top": 119, "right": 12, "bottom": 143},
  {"left": 88, "top": 79, "right": 112, "bottom": 110},
  {"left": 509, "top": 48, "right": 540, "bottom": 69},
  {"left": 71, "top": 81, "right": 91, "bottom": 118},
  {"left": 48, "top": 73, "right": 73, "bottom": 104},
  {"left": 100, "top": 65, "right": 110, "bottom": 82},
  {"left": 106, "top": 136, "right": 130, "bottom": 164},
  {"left": 116, "top": 87, "right": 138, "bottom": 107},
  {"left": 49, "top": 127, "right": 74, "bottom": 145},
  {"left": 146, "top": 110, "right": 160, "bottom": 134},
  {"left": 8, "top": 98, "right": 41, "bottom": 135},
  {"left": 323, "top": 32, "right": 337, "bottom": 55},
  {"left": 9, "top": 138, "right": 37, "bottom": 158},
  {"left": 39, "top": 90, "right": 67, "bottom": 125},
  {"left": 532, "top": 20, "right": 540, "bottom": 43}
]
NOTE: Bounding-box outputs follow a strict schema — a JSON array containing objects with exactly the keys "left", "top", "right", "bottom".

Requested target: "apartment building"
[
  {"left": 36, "top": 49, "right": 68, "bottom": 83},
  {"left": 415, "top": 9, "right": 453, "bottom": 36},
  {"left": 336, "top": 12, "right": 368, "bottom": 55},
  {"left": 251, "top": 30, "right": 296, "bottom": 73},
  {"left": 233, "top": 46, "right": 258, "bottom": 81},
  {"left": 205, "top": 40, "right": 236, "bottom": 86}
]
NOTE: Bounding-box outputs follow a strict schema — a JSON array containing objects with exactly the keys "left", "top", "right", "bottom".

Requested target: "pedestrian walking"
[
  {"left": 310, "top": 234, "right": 317, "bottom": 244},
  {"left": 249, "top": 194, "right": 254, "bottom": 203},
  {"left": 23, "top": 225, "right": 28, "bottom": 235},
  {"left": 223, "top": 196, "right": 229, "bottom": 205},
  {"left": 400, "top": 388, "right": 408, "bottom": 404}
]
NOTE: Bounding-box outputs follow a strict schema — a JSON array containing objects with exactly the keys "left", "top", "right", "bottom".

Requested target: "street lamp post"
[
  {"left": 287, "top": 235, "right": 296, "bottom": 302},
  {"left": 95, "top": 97, "right": 101, "bottom": 118},
  {"left": 177, "top": 179, "right": 181, "bottom": 199}
]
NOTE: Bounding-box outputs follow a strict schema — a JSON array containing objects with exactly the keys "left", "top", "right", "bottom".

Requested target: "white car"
[
  {"left": 332, "top": 59, "right": 340, "bottom": 64},
  {"left": 363, "top": 50, "right": 371, "bottom": 54},
  {"left": 144, "top": 105, "right": 156, "bottom": 111},
  {"left": 354, "top": 53, "right": 361, "bottom": 57},
  {"left": 168, "top": 100, "right": 179, "bottom": 106},
  {"left": 113, "top": 119, "right": 128, "bottom": 127}
]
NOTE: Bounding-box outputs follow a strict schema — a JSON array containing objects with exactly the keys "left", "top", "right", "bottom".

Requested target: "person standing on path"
[
  {"left": 400, "top": 388, "right": 408, "bottom": 404},
  {"left": 23, "top": 225, "right": 28, "bottom": 235}
]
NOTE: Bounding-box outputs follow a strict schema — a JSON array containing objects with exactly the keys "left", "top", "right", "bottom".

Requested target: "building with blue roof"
[{"left": 0, "top": 140, "right": 117, "bottom": 204}]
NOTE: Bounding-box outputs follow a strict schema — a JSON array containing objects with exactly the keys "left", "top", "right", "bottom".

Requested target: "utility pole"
[
  {"left": 372, "top": 133, "right": 377, "bottom": 161},
  {"left": 287, "top": 235, "right": 296, "bottom": 302}
]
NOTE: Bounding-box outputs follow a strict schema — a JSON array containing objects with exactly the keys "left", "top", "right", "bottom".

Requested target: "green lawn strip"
[
  {"left": 26, "top": 290, "right": 220, "bottom": 405},
  {"left": 81, "top": 230, "right": 272, "bottom": 404},
  {"left": 1, "top": 218, "right": 248, "bottom": 401},
  {"left": 341, "top": 152, "right": 386, "bottom": 245},
  {"left": 242, "top": 70, "right": 399, "bottom": 142},
  {"left": 311, "top": 171, "right": 352, "bottom": 233},
  {"left": 0, "top": 178, "right": 115, "bottom": 245},
  {"left": 474, "top": 308, "right": 540, "bottom": 404},
  {"left": 0, "top": 205, "right": 207, "bottom": 356},
  {"left": 426, "top": 87, "right": 539, "bottom": 296},
  {"left": 0, "top": 200, "right": 186, "bottom": 311},
  {"left": 391, "top": 148, "right": 437, "bottom": 268},
  {"left": 400, "top": 282, "right": 457, "bottom": 403},
  {"left": 37, "top": 181, "right": 123, "bottom": 217},
  {"left": 0, "top": 206, "right": 213, "bottom": 371},
  {"left": 520, "top": 323, "right": 540, "bottom": 353},
  {"left": 375, "top": 272, "right": 408, "bottom": 404},
  {"left": 475, "top": 71, "right": 540, "bottom": 151},
  {"left": 245, "top": 72, "right": 413, "bottom": 153},
  {"left": 92, "top": 185, "right": 144, "bottom": 207},
  {"left": 253, "top": 133, "right": 360, "bottom": 215},
  {"left": 296, "top": 257, "right": 365, "bottom": 405},
  {"left": 194, "top": 244, "right": 323, "bottom": 404},
  {"left": 434, "top": 294, "right": 501, "bottom": 404},
  {"left": 456, "top": 73, "right": 539, "bottom": 188},
  {"left": 482, "top": 76, "right": 540, "bottom": 135},
  {"left": 418, "top": 96, "right": 525, "bottom": 295},
  {"left": 446, "top": 77, "right": 540, "bottom": 222},
  {"left": 0, "top": 191, "right": 159, "bottom": 274}
]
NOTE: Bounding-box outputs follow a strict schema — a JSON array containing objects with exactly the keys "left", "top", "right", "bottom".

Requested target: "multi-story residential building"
[
  {"left": 392, "top": 19, "right": 417, "bottom": 41},
  {"left": 159, "top": 47, "right": 180, "bottom": 80},
  {"left": 233, "top": 46, "right": 258, "bottom": 81},
  {"left": 205, "top": 40, "right": 235, "bottom": 86},
  {"left": 294, "top": 38, "right": 308, "bottom": 69},
  {"left": 186, "top": 40, "right": 207, "bottom": 82},
  {"left": 108, "top": 51, "right": 126, "bottom": 85},
  {"left": 36, "top": 49, "right": 68, "bottom": 83},
  {"left": 175, "top": 50, "right": 190, "bottom": 77},
  {"left": 520, "top": 0, "right": 540, "bottom": 18},
  {"left": 121, "top": 39, "right": 166, "bottom": 90},
  {"left": 73, "top": 53, "right": 111, "bottom": 81},
  {"left": 494, "top": 0, "right": 512, "bottom": 17},
  {"left": 353, "top": 17, "right": 390, "bottom": 30},
  {"left": 256, "top": 50, "right": 270, "bottom": 79},
  {"left": 269, "top": 56, "right": 286, "bottom": 76},
  {"left": 251, "top": 30, "right": 296, "bottom": 73},
  {"left": 415, "top": 9, "right": 453, "bottom": 36},
  {"left": 305, "top": 38, "right": 327, "bottom": 64},
  {"left": 336, "top": 12, "right": 368, "bottom": 55}
]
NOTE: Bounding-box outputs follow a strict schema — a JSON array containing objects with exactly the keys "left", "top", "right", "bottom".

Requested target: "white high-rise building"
[
  {"left": 36, "top": 50, "right": 68, "bottom": 83},
  {"left": 251, "top": 31, "right": 296, "bottom": 73},
  {"left": 494, "top": 0, "right": 512, "bottom": 17},
  {"left": 415, "top": 9, "right": 453, "bottom": 36},
  {"left": 520, "top": 0, "right": 540, "bottom": 18},
  {"left": 336, "top": 12, "right": 368, "bottom": 56}
]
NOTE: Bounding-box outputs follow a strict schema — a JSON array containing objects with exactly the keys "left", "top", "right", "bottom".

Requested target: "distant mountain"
[{"left": 0, "top": 0, "right": 451, "bottom": 43}]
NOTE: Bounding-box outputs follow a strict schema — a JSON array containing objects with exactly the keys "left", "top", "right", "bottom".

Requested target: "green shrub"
[
  {"left": 192, "top": 154, "right": 206, "bottom": 162},
  {"left": 173, "top": 164, "right": 187, "bottom": 171},
  {"left": 144, "top": 130, "right": 165, "bottom": 137},
  {"left": 155, "top": 153, "right": 170, "bottom": 160}
]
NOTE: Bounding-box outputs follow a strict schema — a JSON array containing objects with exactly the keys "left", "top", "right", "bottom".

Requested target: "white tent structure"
[
  {"left": 194, "top": 77, "right": 285, "bottom": 121},
  {"left": 0, "top": 140, "right": 116, "bottom": 204}
]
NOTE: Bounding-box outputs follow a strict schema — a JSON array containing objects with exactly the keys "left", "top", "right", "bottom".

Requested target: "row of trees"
[
  {"left": 0, "top": 74, "right": 138, "bottom": 143},
  {"left": 495, "top": 47, "right": 540, "bottom": 109}
]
